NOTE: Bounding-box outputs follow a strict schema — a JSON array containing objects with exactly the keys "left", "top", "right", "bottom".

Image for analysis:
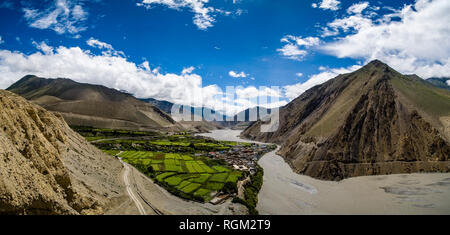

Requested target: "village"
[{"left": 202, "top": 142, "right": 277, "bottom": 175}]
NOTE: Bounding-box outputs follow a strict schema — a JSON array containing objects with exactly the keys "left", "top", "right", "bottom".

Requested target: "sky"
[{"left": 0, "top": 0, "right": 449, "bottom": 115}]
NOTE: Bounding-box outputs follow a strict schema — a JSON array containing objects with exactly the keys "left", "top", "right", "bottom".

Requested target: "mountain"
[
  {"left": 140, "top": 97, "right": 232, "bottom": 131},
  {"left": 0, "top": 90, "right": 123, "bottom": 214},
  {"left": 217, "top": 106, "right": 273, "bottom": 130},
  {"left": 140, "top": 98, "right": 175, "bottom": 114},
  {"left": 141, "top": 97, "right": 230, "bottom": 120},
  {"left": 242, "top": 60, "right": 450, "bottom": 181},
  {"left": 234, "top": 106, "right": 271, "bottom": 122},
  {"left": 140, "top": 98, "right": 272, "bottom": 129},
  {"left": 426, "top": 77, "right": 450, "bottom": 90},
  {"left": 7, "top": 75, "right": 181, "bottom": 132}
]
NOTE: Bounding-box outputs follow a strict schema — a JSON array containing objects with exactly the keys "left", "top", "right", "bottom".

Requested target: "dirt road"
[{"left": 119, "top": 156, "right": 147, "bottom": 215}]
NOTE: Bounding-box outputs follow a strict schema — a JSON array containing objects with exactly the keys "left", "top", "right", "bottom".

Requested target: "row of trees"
[{"left": 232, "top": 165, "right": 264, "bottom": 215}]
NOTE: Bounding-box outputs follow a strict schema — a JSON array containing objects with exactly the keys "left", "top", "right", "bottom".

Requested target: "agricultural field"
[
  {"left": 119, "top": 151, "right": 242, "bottom": 202},
  {"left": 71, "top": 125, "right": 159, "bottom": 141},
  {"left": 91, "top": 132, "right": 246, "bottom": 154}
]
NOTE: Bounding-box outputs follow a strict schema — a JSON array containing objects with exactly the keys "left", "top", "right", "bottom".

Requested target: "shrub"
[{"left": 222, "top": 181, "right": 237, "bottom": 194}]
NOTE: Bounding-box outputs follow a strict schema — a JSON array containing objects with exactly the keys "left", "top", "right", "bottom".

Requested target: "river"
[{"left": 199, "top": 129, "right": 450, "bottom": 215}]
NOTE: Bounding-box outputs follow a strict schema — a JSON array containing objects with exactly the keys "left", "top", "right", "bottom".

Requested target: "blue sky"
[{"left": 0, "top": 0, "right": 449, "bottom": 115}]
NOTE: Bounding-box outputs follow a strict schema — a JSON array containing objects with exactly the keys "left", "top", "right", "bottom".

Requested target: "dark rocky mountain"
[
  {"left": 242, "top": 60, "right": 450, "bottom": 181},
  {"left": 426, "top": 77, "right": 450, "bottom": 90},
  {"left": 7, "top": 75, "right": 182, "bottom": 132}
]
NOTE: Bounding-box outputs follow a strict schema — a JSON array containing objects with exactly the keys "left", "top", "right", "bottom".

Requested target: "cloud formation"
[
  {"left": 320, "top": 0, "right": 450, "bottom": 78},
  {"left": 0, "top": 41, "right": 283, "bottom": 116},
  {"left": 86, "top": 38, "right": 125, "bottom": 57},
  {"left": 283, "top": 65, "right": 361, "bottom": 100},
  {"left": 229, "top": 70, "right": 248, "bottom": 78},
  {"left": 312, "top": 0, "right": 341, "bottom": 11},
  {"left": 86, "top": 38, "right": 113, "bottom": 50},
  {"left": 23, "top": 0, "right": 88, "bottom": 35},
  {"left": 137, "top": 0, "right": 236, "bottom": 30},
  {"left": 347, "top": 2, "right": 369, "bottom": 14},
  {"left": 277, "top": 35, "right": 320, "bottom": 61}
]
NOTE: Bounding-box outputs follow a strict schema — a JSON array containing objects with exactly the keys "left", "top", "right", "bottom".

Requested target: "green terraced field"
[{"left": 119, "top": 151, "right": 242, "bottom": 202}]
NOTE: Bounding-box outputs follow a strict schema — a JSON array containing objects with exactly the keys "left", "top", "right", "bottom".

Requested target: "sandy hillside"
[{"left": 0, "top": 90, "right": 124, "bottom": 215}]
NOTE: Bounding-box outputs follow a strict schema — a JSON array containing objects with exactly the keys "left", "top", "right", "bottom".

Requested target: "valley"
[
  {"left": 71, "top": 126, "right": 276, "bottom": 214},
  {"left": 1, "top": 0, "right": 450, "bottom": 221},
  {"left": 203, "top": 130, "right": 450, "bottom": 215},
  {"left": 1, "top": 61, "right": 449, "bottom": 216}
]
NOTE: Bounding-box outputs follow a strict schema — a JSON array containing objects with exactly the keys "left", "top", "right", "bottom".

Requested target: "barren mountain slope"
[
  {"left": 7, "top": 75, "right": 182, "bottom": 132},
  {"left": 242, "top": 60, "right": 450, "bottom": 180},
  {"left": 0, "top": 90, "right": 124, "bottom": 214}
]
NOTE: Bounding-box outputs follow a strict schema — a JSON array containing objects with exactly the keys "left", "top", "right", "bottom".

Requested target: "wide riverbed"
[{"left": 199, "top": 129, "right": 450, "bottom": 215}]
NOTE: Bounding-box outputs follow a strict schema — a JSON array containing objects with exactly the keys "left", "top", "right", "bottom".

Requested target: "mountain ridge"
[
  {"left": 426, "top": 77, "right": 450, "bottom": 90},
  {"left": 242, "top": 60, "right": 450, "bottom": 180},
  {"left": 7, "top": 75, "right": 182, "bottom": 132}
]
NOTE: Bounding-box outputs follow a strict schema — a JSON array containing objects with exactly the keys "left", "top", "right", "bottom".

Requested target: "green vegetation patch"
[
  {"left": 209, "top": 172, "right": 229, "bottom": 182},
  {"left": 392, "top": 75, "right": 450, "bottom": 117},
  {"left": 120, "top": 150, "right": 243, "bottom": 202},
  {"left": 181, "top": 183, "right": 202, "bottom": 194},
  {"left": 233, "top": 165, "right": 264, "bottom": 215}
]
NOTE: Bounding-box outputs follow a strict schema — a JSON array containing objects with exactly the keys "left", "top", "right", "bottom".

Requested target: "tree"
[{"left": 223, "top": 181, "right": 237, "bottom": 194}]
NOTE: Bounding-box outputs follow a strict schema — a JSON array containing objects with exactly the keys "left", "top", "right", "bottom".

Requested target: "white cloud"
[
  {"left": 323, "top": 15, "right": 373, "bottom": 36},
  {"left": 235, "top": 86, "right": 282, "bottom": 99},
  {"left": 137, "top": 0, "right": 235, "bottom": 30},
  {"left": 278, "top": 35, "right": 320, "bottom": 61},
  {"left": 283, "top": 65, "right": 361, "bottom": 100},
  {"left": 347, "top": 2, "right": 369, "bottom": 14},
  {"left": 281, "top": 35, "right": 320, "bottom": 47},
  {"left": 23, "top": 0, "right": 88, "bottom": 35},
  {"left": 313, "top": 0, "right": 341, "bottom": 11},
  {"left": 296, "top": 73, "right": 303, "bottom": 77},
  {"left": 87, "top": 38, "right": 113, "bottom": 50},
  {"left": 182, "top": 66, "right": 195, "bottom": 74},
  {"left": 32, "top": 41, "right": 54, "bottom": 55},
  {"left": 320, "top": 0, "right": 450, "bottom": 78},
  {"left": 0, "top": 36, "right": 4, "bottom": 44},
  {"left": 277, "top": 44, "right": 307, "bottom": 61},
  {"left": 72, "top": 4, "right": 87, "bottom": 20},
  {"left": 86, "top": 37, "right": 124, "bottom": 57},
  {"left": 0, "top": 41, "right": 283, "bottom": 116},
  {"left": 229, "top": 70, "right": 248, "bottom": 78}
]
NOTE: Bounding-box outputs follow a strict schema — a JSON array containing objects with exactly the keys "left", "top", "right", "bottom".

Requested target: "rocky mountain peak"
[{"left": 242, "top": 60, "right": 450, "bottom": 181}]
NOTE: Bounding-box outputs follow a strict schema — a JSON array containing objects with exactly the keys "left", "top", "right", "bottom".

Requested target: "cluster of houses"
[{"left": 205, "top": 143, "right": 275, "bottom": 175}]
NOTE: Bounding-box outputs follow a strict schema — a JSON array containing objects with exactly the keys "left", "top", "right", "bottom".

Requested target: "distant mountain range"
[
  {"left": 141, "top": 98, "right": 271, "bottom": 129},
  {"left": 242, "top": 60, "right": 450, "bottom": 180},
  {"left": 140, "top": 97, "right": 230, "bottom": 121},
  {"left": 426, "top": 77, "right": 450, "bottom": 90},
  {"left": 7, "top": 75, "right": 182, "bottom": 132}
]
